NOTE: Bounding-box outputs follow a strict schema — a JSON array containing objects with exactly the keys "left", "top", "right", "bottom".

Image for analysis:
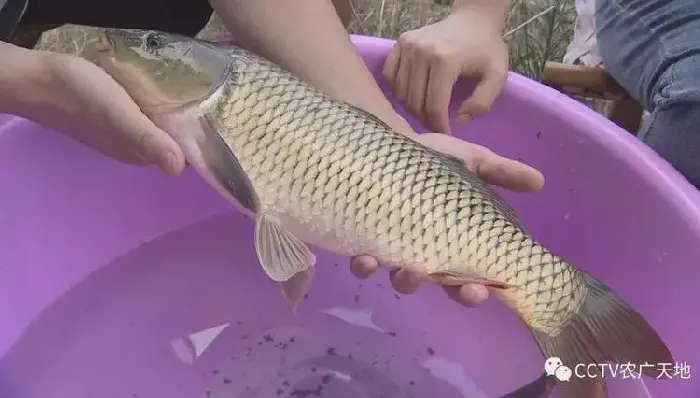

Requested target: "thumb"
[
  {"left": 138, "top": 121, "right": 186, "bottom": 176},
  {"left": 457, "top": 67, "right": 507, "bottom": 123},
  {"left": 119, "top": 109, "right": 186, "bottom": 176}
]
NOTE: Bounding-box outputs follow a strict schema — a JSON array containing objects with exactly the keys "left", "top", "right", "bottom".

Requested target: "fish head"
[{"left": 93, "top": 29, "right": 230, "bottom": 110}]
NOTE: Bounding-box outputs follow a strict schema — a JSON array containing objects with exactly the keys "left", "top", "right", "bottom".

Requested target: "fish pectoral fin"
[
  {"left": 198, "top": 113, "right": 260, "bottom": 213},
  {"left": 280, "top": 266, "right": 316, "bottom": 313},
  {"left": 254, "top": 212, "right": 316, "bottom": 282},
  {"left": 427, "top": 270, "right": 516, "bottom": 290}
]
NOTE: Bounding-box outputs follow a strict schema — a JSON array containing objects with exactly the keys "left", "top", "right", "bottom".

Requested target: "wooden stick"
[{"left": 542, "top": 61, "right": 630, "bottom": 101}]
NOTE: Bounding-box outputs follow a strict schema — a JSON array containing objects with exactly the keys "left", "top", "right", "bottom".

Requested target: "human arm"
[
  {"left": 453, "top": 0, "right": 509, "bottom": 29},
  {"left": 208, "top": 0, "right": 415, "bottom": 134},
  {"left": 0, "top": 41, "right": 44, "bottom": 115}
]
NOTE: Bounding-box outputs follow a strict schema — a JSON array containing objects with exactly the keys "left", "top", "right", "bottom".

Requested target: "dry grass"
[
  {"left": 37, "top": 0, "right": 595, "bottom": 110},
  {"left": 35, "top": 0, "right": 594, "bottom": 110},
  {"left": 39, "top": 0, "right": 576, "bottom": 82},
  {"left": 345, "top": 0, "right": 614, "bottom": 114},
  {"left": 30, "top": 1, "right": 619, "bottom": 127}
]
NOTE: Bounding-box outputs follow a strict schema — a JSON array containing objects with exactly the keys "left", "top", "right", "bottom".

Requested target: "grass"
[
  {"left": 345, "top": 0, "right": 614, "bottom": 115},
  {"left": 39, "top": 0, "right": 602, "bottom": 112},
  {"left": 37, "top": 0, "right": 577, "bottom": 82},
  {"left": 32, "top": 0, "right": 578, "bottom": 80}
]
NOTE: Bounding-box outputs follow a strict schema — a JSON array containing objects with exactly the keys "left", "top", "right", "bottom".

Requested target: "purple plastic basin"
[{"left": 1, "top": 35, "right": 699, "bottom": 398}]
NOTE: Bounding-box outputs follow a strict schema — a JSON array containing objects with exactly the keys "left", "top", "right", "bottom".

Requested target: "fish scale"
[
  {"left": 96, "top": 29, "right": 673, "bottom": 398},
  {"left": 205, "top": 48, "right": 586, "bottom": 332}
]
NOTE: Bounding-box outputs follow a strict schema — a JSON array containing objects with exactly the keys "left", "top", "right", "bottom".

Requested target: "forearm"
[
  {"left": 0, "top": 42, "right": 46, "bottom": 116},
  {"left": 452, "top": 0, "right": 509, "bottom": 32},
  {"left": 209, "top": 0, "right": 408, "bottom": 130}
]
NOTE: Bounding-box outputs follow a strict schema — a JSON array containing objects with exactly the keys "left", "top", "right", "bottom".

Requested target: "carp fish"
[{"left": 90, "top": 29, "right": 673, "bottom": 398}]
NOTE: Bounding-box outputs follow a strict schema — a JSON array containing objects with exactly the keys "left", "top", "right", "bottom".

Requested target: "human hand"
[
  {"left": 350, "top": 131, "right": 544, "bottom": 306},
  {"left": 382, "top": 8, "right": 510, "bottom": 134},
  {"left": 16, "top": 51, "right": 186, "bottom": 175}
]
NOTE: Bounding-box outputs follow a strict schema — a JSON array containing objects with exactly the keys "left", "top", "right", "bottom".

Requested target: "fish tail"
[
  {"left": 528, "top": 272, "right": 673, "bottom": 398},
  {"left": 499, "top": 372, "right": 556, "bottom": 398}
]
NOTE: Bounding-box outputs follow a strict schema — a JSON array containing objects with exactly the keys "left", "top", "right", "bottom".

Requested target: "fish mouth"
[{"left": 93, "top": 30, "right": 119, "bottom": 72}]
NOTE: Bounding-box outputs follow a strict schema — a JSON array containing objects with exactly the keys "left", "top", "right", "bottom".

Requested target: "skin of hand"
[
  {"left": 382, "top": 0, "right": 511, "bottom": 134},
  {"left": 0, "top": 42, "right": 186, "bottom": 176}
]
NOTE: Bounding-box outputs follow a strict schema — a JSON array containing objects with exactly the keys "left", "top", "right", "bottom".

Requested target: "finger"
[
  {"left": 92, "top": 63, "right": 187, "bottom": 176},
  {"left": 469, "top": 144, "right": 545, "bottom": 192},
  {"left": 395, "top": 47, "right": 413, "bottom": 103},
  {"left": 406, "top": 53, "right": 430, "bottom": 122},
  {"left": 350, "top": 255, "right": 379, "bottom": 279},
  {"left": 389, "top": 264, "right": 426, "bottom": 295},
  {"left": 137, "top": 122, "right": 187, "bottom": 176},
  {"left": 412, "top": 133, "right": 545, "bottom": 193},
  {"left": 442, "top": 284, "right": 490, "bottom": 307},
  {"left": 382, "top": 44, "right": 401, "bottom": 89},
  {"left": 457, "top": 64, "right": 507, "bottom": 123},
  {"left": 411, "top": 132, "right": 466, "bottom": 160},
  {"left": 424, "top": 61, "right": 458, "bottom": 135},
  {"left": 111, "top": 106, "right": 186, "bottom": 176}
]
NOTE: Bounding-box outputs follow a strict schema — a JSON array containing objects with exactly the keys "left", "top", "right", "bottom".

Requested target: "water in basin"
[{"left": 0, "top": 212, "right": 662, "bottom": 398}]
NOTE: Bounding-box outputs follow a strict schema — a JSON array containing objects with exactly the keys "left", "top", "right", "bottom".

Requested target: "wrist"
[
  {"left": 451, "top": 0, "right": 509, "bottom": 34},
  {"left": 0, "top": 42, "right": 51, "bottom": 116}
]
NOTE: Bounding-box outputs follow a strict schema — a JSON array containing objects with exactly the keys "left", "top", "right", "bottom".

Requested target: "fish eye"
[{"left": 145, "top": 34, "right": 162, "bottom": 49}]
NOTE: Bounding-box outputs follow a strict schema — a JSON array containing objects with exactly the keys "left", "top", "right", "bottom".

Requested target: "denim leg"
[
  {"left": 595, "top": 0, "right": 700, "bottom": 187},
  {"left": 639, "top": 55, "right": 700, "bottom": 187}
]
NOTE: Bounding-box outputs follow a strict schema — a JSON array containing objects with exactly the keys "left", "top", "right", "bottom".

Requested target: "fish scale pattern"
[{"left": 212, "top": 47, "right": 587, "bottom": 332}]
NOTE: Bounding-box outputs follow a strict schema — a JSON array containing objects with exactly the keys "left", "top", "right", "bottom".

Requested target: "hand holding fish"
[
  {"left": 4, "top": 49, "right": 187, "bottom": 176},
  {"left": 382, "top": 3, "right": 510, "bottom": 134},
  {"left": 0, "top": 40, "right": 541, "bottom": 311},
  {"left": 350, "top": 131, "right": 544, "bottom": 307}
]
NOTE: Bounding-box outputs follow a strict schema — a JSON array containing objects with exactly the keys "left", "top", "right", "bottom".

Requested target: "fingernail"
[
  {"left": 458, "top": 112, "right": 473, "bottom": 124},
  {"left": 162, "top": 151, "right": 179, "bottom": 175}
]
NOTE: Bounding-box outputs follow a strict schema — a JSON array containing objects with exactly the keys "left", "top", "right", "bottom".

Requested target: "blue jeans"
[{"left": 595, "top": 0, "right": 700, "bottom": 188}]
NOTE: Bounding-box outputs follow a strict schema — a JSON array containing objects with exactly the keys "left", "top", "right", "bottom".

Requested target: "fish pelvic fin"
[
  {"left": 254, "top": 212, "right": 316, "bottom": 283},
  {"left": 529, "top": 272, "right": 673, "bottom": 398},
  {"left": 500, "top": 372, "right": 556, "bottom": 398},
  {"left": 280, "top": 266, "right": 316, "bottom": 312}
]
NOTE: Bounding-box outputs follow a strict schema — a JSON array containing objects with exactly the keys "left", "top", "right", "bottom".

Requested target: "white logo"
[
  {"left": 555, "top": 365, "right": 573, "bottom": 381},
  {"left": 544, "top": 356, "right": 572, "bottom": 382}
]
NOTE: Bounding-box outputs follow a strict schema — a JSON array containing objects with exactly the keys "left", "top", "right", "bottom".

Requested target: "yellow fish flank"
[{"left": 91, "top": 29, "right": 673, "bottom": 398}]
